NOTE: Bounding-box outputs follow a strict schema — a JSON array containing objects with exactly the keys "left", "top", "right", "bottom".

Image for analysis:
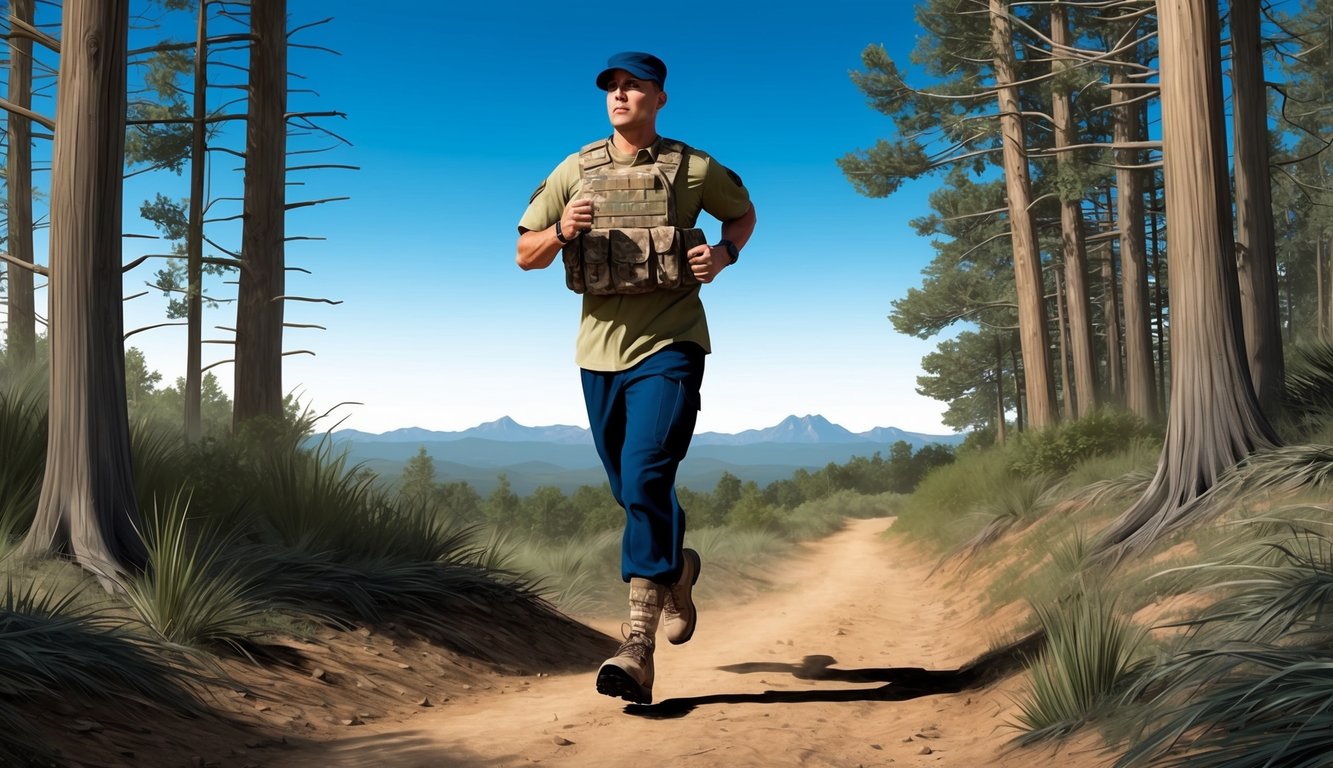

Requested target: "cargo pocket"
[
  {"left": 561, "top": 241, "right": 586, "bottom": 294},
  {"left": 609, "top": 228, "right": 652, "bottom": 294},
  {"left": 578, "top": 230, "right": 613, "bottom": 295},
  {"left": 649, "top": 226, "right": 681, "bottom": 289},
  {"left": 653, "top": 377, "right": 701, "bottom": 456}
]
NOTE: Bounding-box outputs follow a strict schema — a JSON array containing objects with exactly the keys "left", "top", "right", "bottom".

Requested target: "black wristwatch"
[
  {"left": 555, "top": 220, "right": 574, "bottom": 245},
  {"left": 719, "top": 239, "right": 739, "bottom": 265}
]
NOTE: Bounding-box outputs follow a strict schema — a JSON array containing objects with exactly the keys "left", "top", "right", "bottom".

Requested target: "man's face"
[{"left": 604, "top": 70, "right": 665, "bottom": 131}]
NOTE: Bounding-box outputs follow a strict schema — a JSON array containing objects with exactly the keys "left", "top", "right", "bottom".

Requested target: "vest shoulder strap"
[
  {"left": 655, "top": 137, "right": 688, "bottom": 188},
  {"left": 577, "top": 139, "right": 613, "bottom": 174}
]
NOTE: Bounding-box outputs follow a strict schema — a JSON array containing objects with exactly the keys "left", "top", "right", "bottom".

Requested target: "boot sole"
[
  {"left": 668, "top": 549, "right": 702, "bottom": 646},
  {"left": 596, "top": 664, "right": 652, "bottom": 704}
]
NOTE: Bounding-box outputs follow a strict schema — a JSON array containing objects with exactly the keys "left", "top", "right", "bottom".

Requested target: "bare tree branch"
[
  {"left": 0, "top": 252, "right": 48, "bottom": 276},
  {"left": 0, "top": 97, "right": 53, "bottom": 130}
]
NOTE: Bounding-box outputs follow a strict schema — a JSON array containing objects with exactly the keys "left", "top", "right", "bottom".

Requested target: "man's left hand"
[{"left": 687, "top": 243, "right": 727, "bottom": 284}]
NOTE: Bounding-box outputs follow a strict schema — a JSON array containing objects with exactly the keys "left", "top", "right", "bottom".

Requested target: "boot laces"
[{"left": 616, "top": 624, "right": 653, "bottom": 664}]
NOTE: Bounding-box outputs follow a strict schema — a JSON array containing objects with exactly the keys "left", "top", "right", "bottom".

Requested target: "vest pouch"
[
  {"left": 608, "top": 228, "right": 654, "bottom": 294},
  {"left": 651, "top": 226, "right": 706, "bottom": 289},
  {"left": 562, "top": 230, "right": 614, "bottom": 295}
]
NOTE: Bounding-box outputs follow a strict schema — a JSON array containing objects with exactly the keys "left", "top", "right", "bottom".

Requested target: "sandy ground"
[{"left": 264, "top": 518, "right": 1117, "bottom": 768}]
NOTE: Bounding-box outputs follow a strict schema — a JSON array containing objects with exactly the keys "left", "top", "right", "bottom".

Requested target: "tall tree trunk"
[
  {"left": 1101, "top": 195, "right": 1124, "bottom": 404},
  {"left": 994, "top": 333, "right": 1007, "bottom": 444},
  {"left": 1052, "top": 1, "right": 1098, "bottom": 418},
  {"left": 185, "top": 1, "right": 208, "bottom": 441},
  {"left": 23, "top": 0, "right": 144, "bottom": 584},
  {"left": 1011, "top": 342, "right": 1026, "bottom": 431},
  {"left": 5, "top": 0, "right": 36, "bottom": 368},
  {"left": 991, "top": 0, "right": 1056, "bottom": 429},
  {"left": 1113, "top": 51, "right": 1157, "bottom": 421},
  {"left": 1311, "top": 237, "right": 1322, "bottom": 341},
  {"left": 1055, "top": 268, "right": 1074, "bottom": 418},
  {"left": 233, "top": 0, "right": 287, "bottom": 427},
  {"left": 1231, "top": 0, "right": 1284, "bottom": 419},
  {"left": 1097, "top": 0, "right": 1277, "bottom": 555},
  {"left": 1149, "top": 171, "right": 1169, "bottom": 406}
]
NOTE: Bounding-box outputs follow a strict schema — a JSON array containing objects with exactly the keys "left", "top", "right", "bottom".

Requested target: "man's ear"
[{"left": 658, "top": 91, "right": 668, "bottom": 110}]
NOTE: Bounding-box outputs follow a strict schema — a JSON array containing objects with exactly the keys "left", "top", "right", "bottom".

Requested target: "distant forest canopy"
[
  {"left": 394, "top": 441, "right": 958, "bottom": 542},
  {"left": 841, "top": 0, "right": 1327, "bottom": 446}
]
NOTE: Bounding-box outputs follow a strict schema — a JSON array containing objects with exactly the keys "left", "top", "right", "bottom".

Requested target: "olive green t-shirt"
[{"left": 518, "top": 137, "right": 751, "bottom": 372}]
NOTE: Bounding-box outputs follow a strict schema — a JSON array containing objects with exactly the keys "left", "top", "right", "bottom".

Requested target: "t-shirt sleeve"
[
  {"left": 518, "top": 154, "right": 580, "bottom": 232},
  {"left": 699, "top": 153, "right": 752, "bottom": 223}
]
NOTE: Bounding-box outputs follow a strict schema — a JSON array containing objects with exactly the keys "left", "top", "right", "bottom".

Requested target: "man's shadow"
[{"left": 625, "top": 631, "right": 1043, "bottom": 719}]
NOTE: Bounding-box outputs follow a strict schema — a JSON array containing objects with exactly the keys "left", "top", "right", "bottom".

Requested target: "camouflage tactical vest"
[{"left": 561, "top": 138, "right": 707, "bottom": 295}]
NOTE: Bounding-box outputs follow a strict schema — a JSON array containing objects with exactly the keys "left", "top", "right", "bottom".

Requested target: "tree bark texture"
[
  {"left": 1051, "top": 2, "right": 1098, "bottom": 418},
  {"left": 1320, "top": 237, "right": 1328, "bottom": 341},
  {"left": 5, "top": 0, "right": 36, "bottom": 367},
  {"left": 1055, "top": 268, "right": 1074, "bottom": 418},
  {"left": 23, "top": 0, "right": 145, "bottom": 582},
  {"left": 1098, "top": 0, "right": 1277, "bottom": 555},
  {"left": 1100, "top": 200, "right": 1124, "bottom": 404},
  {"left": 994, "top": 334, "right": 1007, "bottom": 444},
  {"left": 990, "top": 0, "right": 1056, "bottom": 430},
  {"left": 185, "top": 2, "right": 208, "bottom": 441},
  {"left": 1231, "top": 0, "right": 1284, "bottom": 419},
  {"left": 1113, "top": 53, "right": 1157, "bottom": 421},
  {"left": 233, "top": 0, "right": 287, "bottom": 427}
]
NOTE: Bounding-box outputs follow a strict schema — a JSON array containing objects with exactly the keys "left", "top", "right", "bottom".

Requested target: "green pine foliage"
[{"left": 1006, "top": 409, "right": 1159, "bottom": 477}]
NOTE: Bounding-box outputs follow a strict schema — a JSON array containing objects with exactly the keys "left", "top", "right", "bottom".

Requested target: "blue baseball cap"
[{"left": 595, "top": 52, "right": 667, "bottom": 90}]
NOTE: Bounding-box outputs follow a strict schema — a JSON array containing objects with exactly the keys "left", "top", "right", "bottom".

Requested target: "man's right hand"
[{"left": 561, "top": 199, "right": 594, "bottom": 240}]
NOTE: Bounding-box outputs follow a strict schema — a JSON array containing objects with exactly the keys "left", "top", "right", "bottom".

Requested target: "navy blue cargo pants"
[{"left": 581, "top": 342, "right": 704, "bottom": 584}]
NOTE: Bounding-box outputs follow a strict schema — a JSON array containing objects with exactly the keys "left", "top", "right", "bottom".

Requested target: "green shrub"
[
  {"left": 1115, "top": 517, "right": 1333, "bottom": 766},
  {"left": 1008, "top": 409, "right": 1158, "bottom": 477},
  {"left": 0, "top": 374, "right": 46, "bottom": 551},
  {"left": 1014, "top": 590, "right": 1144, "bottom": 743},
  {"left": 119, "top": 494, "right": 271, "bottom": 653},
  {"left": 892, "top": 449, "right": 1016, "bottom": 549}
]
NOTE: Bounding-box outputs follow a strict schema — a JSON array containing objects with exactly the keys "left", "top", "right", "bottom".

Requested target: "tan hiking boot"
[
  {"left": 596, "top": 631, "right": 655, "bottom": 704},
  {"left": 596, "top": 578, "right": 662, "bottom": 704},
  {"left": 663, "top": 548, "right": 701, "bottom": 645}
]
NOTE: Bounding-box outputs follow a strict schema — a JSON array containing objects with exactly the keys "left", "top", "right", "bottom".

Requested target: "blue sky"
[{"left": 29, "top": 2, "right": 956, "bottom": 435}]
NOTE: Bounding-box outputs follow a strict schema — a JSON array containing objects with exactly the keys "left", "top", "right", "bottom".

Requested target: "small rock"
[
  {"left": 417, "top": 696, "right": 432, "bottom": 707},
  {"left": 834, "top": 628, "right": 847, "bottom": 636},
  {"left": 553, "top": 736, "right": 574, "bottom": 747},
  {"left": 902, "top": 737, "right": 914, "bottom": 743},
  {"left": 311, "top": 668, "right": 327, "bottom": 681},
  {"left": 341, "top": 715, "right": 363, "bottom": 726},
  {"left": 462, "top": 684, "right": 472, "bottom": 690},
  {"left": 918, "top": 746, "right": 934, "bottom": 755},
  {"left": 70, "top": 719, "right": 103, "bottom": 734},
  {"left": 255, "top": 704, "right": 271, "bottom": 712},
  {"left": 396, "top": 663, "right": 412, "bottom": 670},
  {"left": 870, "top": 744, "right": 883, "bottom": 750}
]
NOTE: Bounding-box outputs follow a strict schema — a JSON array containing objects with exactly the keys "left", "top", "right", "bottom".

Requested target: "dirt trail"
[{"left": 282, "top": 519, "right": 1113, "bottom": 767}]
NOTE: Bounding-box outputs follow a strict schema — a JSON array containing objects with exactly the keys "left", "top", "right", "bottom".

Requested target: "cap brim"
[{"left": 595, "top": 66, "right": 660, "bottom": 90}]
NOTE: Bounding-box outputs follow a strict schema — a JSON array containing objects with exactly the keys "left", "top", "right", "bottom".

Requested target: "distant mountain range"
[
  {"left": 335, "top": 414, "right": 959, "bottom": 449},
  {"left": 328, "top": 416, "right": 964, "bottom": 495}
]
